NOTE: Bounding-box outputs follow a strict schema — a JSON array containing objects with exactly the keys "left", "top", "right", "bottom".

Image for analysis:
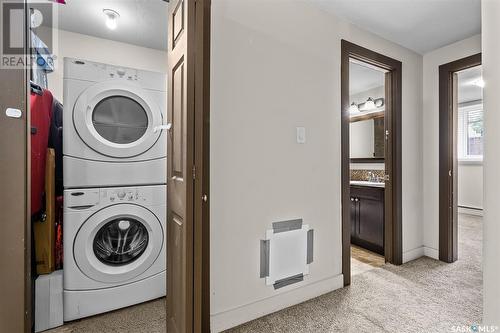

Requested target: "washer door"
[
  {"left": 73, "top": 81, "right": 163, "bottom": 158},
  {"left": 74, "top": 204, "right": 164, "bottom": 284}
]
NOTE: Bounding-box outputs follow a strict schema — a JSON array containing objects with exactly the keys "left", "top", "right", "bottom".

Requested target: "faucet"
[
  {"left": 367, "top": 171, "right": 382, "bottom": 183},
  {"left": 367, "top": 172, "right": 375, "bottom": 182}
]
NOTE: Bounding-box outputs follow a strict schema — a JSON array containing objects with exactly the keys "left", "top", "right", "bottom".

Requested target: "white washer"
[
  {"left": 63, "top": 185, "right": 166, "bottom": 321},
  {"left": 63, "top": 58, "right": 167, "bottom": 188}
]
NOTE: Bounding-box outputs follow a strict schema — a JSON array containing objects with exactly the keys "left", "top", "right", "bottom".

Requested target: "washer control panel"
[
  {"left": 64, "top": 185, "right": 166, "bottom": 210},
  {"left": 102, "top": 187, "right": 143, "bottom": 203}
]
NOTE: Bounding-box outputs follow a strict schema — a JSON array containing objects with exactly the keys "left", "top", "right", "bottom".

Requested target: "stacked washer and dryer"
[{"left": 62, "top": 58, "right": 168, "bottom": 321}]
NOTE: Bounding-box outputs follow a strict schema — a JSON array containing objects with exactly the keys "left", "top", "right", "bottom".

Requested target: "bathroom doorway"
[{"left": 340, "top": 40, "right": 403, "bottom": 286}]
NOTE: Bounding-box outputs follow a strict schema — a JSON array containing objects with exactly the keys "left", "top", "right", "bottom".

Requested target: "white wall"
[
  {"left": 46, "top": 28, "right": 167, "bottom": 102},
  {"left": 422, "top": 35, "right": 482, "bottom": 259},
  {"left": 458, "top": 162, "right": 483, "bottom": 210},
  {"left": 482, "top": 0, "right": 500, "bottom": 324},
  {"left": 210, "top": 1, "right": 423, "bottom": 331}
]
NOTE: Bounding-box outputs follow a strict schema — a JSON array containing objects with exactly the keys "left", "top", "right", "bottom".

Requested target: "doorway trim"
[
  {"left": 193, "top": 0, "right": 211, "bottom": 330},
  {"left": 341, "top": 40, "right": 403, "bottom": 286},
  {"left": 438, "top": 53, "right": 481, "bottom": 263}
]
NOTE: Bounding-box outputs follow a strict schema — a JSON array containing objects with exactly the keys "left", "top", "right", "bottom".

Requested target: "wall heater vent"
[{"left": 260, "top": 219, "right": 313, "bottom": 289}]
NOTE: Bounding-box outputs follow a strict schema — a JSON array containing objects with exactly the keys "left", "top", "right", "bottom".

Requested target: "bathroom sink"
[{"left": 350, "top": 180, "right": 385, "bottom": 188}]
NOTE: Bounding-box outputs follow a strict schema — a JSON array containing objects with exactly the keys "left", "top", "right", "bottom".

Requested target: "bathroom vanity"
[{"left": 350, "top": 183, "right": 385, "bottom": 255}]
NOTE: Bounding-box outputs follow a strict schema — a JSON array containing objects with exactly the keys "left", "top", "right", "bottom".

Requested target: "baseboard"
[
  {"left": 210, "top": 274, "right": 344, "bottom": 332},
  {"left": 458, "top": 206, "right": 483, "bottom": 216},
  {"left": 403, "top": 246, "right": 440, "bottom": 263},
  {"left": 423, "top": 247, "right": 439, "bottom": 260},
  {"left": 402, "top": 247, "right": 424, "bottom": 263}
]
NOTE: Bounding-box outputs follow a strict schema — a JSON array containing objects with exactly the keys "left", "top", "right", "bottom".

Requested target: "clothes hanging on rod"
[
  {"left": 48, "top": 99, "right": 64, "bottom": 196},
  {"left": 31, "top": 31, "right": 54, "bottom": 72},
  {"left": 31, "top": 81, "right": 43, "bottom": 96},
  {"left": 31, "top": 87, "right": 53, "bottom": 220},
  {"left": 31, "top": 30, "right": 54, "bottom": 89}
]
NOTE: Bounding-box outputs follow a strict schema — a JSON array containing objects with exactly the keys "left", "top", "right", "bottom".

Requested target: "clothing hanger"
[{"left": 30, "top": 80, "right": 43, "bottom": 96}]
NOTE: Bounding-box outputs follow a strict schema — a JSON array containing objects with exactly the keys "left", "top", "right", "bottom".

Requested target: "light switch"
[{"left": 296, "top": 127, "right": 306, "bottom": 144}]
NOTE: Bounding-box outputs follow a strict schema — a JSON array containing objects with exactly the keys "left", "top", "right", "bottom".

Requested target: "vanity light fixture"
[
  {"left": 103, "top": 9, "right": 120, "bottom": 30},
  {"left": 365, "top": 97, "right": 376, "bottom": 110},
  {"left": 349, "top": 102, "right": 360, "bottom": 113}
]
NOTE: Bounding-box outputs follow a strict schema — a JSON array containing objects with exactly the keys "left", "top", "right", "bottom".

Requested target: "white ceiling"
[
  {"left": 311, "top": 0, "right": 481, "bottom": 54},
  {"left": 350, "top": 61, "right": 384, "bottom": 96},
  {"left": 50, "top": 0, "right": 168, "bottom": 50},
  {"left": 458, "top": 66, "right": 482, "bottom": 104}
]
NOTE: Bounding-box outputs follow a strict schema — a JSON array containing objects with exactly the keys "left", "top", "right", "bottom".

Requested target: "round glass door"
[
  {"left": 74, "top": 204, "right": 164, "bottom": 284},
  {"left": 92, "top": 96, "right": 148, "bottom": 145},
  {"left": 73, "top": 81, "right": 163, "bottom": 158},
  {"left": 93, "top": 218, "right": 149, "bottom": 266}
]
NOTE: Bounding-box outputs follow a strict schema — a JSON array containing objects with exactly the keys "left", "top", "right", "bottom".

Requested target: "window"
[{"left": 458, "top": 103, "right": 484, "bottom": 160}]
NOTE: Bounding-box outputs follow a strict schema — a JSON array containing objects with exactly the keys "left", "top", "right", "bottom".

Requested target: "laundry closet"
[{"left": 29, "top": 1, "right": 169, "bottom": 331}]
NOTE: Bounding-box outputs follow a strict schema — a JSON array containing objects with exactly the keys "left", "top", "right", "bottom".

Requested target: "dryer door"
[
  {"left": 73, "top": 81, "right": 164, "bottom": 158},
  {"left": 74, "top": 204, "right": 164, "bottom": 284}
]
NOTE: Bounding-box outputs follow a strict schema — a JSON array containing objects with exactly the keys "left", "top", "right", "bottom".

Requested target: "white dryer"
[
  {"left": 63, "top": 58, "right": 168, "bottom": 188},
  {"left": 63, "top": 185, "right": 166, "bottom": 321}
]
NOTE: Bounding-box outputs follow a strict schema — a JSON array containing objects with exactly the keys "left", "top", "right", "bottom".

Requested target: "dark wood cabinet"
[{"left": 350, "top": 185, "right": 385, "bottom": 255}]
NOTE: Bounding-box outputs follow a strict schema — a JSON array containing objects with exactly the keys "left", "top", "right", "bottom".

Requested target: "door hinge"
[
  {"left": 192, "top": 165, "right": 196, "bottom": 180},
  {"left": 384, "top": 174, "right": 390, "bottom": 181}
]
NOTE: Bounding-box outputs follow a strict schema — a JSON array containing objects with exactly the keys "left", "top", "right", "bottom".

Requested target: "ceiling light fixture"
[
  {"left": 364, "top": 97, "right": 376, "bottom": 110},
  {"left": 103, "top": 9, "right": 120, "bottom": 30}
]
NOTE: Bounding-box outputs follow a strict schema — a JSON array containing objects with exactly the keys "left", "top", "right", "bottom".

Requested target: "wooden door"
[
  {"left": 0, "top": 0, "right": 31, "bottom": 331},
  {"left": 167, "top": 0, "right": 195, "bottom": 332}
]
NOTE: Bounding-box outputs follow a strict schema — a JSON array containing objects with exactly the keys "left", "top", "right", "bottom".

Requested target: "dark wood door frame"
[
  {"left": 438, "top": 53, "right": 481, "bottom": 263},
  {"left": 341, "top": 40, "right": 403, "bottom": 286},
  {"left": 193, "top": 0, "right": 211, "bottom": 331}
]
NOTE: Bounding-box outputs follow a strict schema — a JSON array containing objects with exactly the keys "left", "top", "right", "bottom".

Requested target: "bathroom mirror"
[{"left": 349, "top": 115, "right": 385, "bottom": 162}]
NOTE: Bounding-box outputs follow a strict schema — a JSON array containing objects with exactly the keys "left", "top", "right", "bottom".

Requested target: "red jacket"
[{"left": 30, "top": 89, "right": 53, "bottom": 217}]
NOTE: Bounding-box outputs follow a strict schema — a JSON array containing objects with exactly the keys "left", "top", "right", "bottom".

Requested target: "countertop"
[{"left": 350, "top": 180, "right": 385, "bottom": 188}]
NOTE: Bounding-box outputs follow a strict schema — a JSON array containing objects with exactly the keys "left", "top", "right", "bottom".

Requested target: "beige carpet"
[
  {"left": 46, "top": 298, "right": 166, "bottom": 333},
  {"left": 47, "top": 214, "right": 482, "bottom": 332},
  {"left": 226, "top": 214, "right": 482, "bottom": 332}
]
